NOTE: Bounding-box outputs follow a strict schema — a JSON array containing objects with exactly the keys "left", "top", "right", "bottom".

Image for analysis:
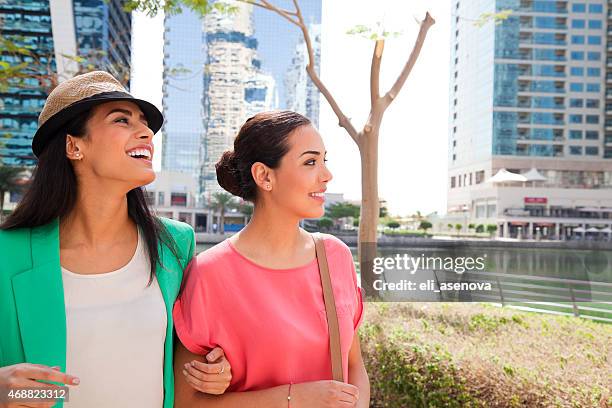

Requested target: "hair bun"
[{"left": 216, "top": 150, "right": 243, "bottom": 197}]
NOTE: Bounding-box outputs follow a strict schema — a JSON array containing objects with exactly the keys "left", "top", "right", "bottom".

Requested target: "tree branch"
[
  {"left": 291, "top": 0, "right": 359, "bottom": 143},
  {"left": 238, "top": 0, "right": 359, "bottom": 141},
  {"left": 382, "top": 12, "right": 435, "bottom": 108},
  {"left": 370, "top": 40, "right": 384, "bottom": 108},
  {"left": 237, "top": 0, "right": 299, "bottom": 26}
]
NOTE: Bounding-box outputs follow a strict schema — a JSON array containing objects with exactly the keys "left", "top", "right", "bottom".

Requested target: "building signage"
[{"left": 524, "top": 197, "right": 547, "bottom": 204}]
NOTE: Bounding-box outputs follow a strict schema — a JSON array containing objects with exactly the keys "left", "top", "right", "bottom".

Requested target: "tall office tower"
[
  {"left": 448, "top": 0, "right": 612, "bottom": 240},
  {"left": 0, "top": 0, "right": 131, "bottom": 165},
  {"left": 199, "top": 2, "right": 277, "bottom": 199},
  {"left": 161, "top": 8, "right": 205, "bottom": 179},
  {"left": 285, "top": 23, "right": 321, "bottom": 129},
  {"left": 72, "top": 0, "right": 131, "bottom": 81}
]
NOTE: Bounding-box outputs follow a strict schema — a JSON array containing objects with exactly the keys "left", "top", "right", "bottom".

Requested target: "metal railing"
[{"left": 432, "top": 269, "right": 612, "bottom": 323}]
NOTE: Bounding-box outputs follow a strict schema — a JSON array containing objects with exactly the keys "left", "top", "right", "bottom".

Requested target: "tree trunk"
[{"left": 358, "top": 130, "right": 380, "bottom": 298}]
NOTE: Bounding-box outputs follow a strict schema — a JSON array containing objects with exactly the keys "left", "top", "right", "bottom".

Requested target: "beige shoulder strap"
[{"left": 312, "top": 232, "right": 344, "bottom": 382}]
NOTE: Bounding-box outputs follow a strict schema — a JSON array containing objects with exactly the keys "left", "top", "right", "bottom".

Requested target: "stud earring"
[{"left": 266, "top": 183, "right": 271, "bottom": 190}]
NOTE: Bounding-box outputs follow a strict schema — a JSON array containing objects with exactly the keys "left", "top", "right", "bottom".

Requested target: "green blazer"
[{"left": 0, "top": 217, "right": 195, "bottom": 408}]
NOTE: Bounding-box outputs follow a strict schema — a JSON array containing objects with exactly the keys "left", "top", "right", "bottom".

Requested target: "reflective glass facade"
[
  {"left": 450, "top": 0, "right": 607, "bottom": 160},
  {"left": 448, "top": 0, "right": 496, "bottom": 167},
  {"left": 0, "top": 0, "right": 131, "bottom": 165},
  {"left": 73, "top": 0, "right": 132, "bottom": 82},
  {"left": 0, "top": 0, "right": 54, "bottom": 165}
]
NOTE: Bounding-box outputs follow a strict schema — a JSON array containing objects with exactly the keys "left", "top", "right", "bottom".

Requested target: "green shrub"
[{"left": 359, "top": 303, "right": 611, "bottom": 407}]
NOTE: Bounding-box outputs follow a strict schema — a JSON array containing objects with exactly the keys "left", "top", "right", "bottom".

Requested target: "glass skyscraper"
[
  {"left": 0, "top": 0, "right": 131, "bottom": 166},
  {"left": 199, "top": 3, "right": 267, "bottom": 198},
  {"left": 160, "top": 1, "right": 322, "bottom": 203},
  {"left": 448, "top": 0, "right": 612, "bottom": 240}
]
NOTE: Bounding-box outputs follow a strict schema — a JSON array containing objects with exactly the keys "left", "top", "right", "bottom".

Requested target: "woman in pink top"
[{"left": 173, "top": 111, "right": 370, "bottom": 407}]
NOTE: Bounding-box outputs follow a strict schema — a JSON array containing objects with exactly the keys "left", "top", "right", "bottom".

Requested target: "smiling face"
[
  {"left": 67, "top": 100, "right": 156, "bottom": 189},
  {"left": 265, "top": 124, "right": 333, "bottom": 219}
]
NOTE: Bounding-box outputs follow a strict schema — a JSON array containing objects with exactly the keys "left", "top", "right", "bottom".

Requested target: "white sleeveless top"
[{"left": 61, "top": 229, "right": 167, "bottom": 407}]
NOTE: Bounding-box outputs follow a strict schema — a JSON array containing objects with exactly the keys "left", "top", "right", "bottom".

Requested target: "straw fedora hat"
[{"left": 32, "top": 71, "right": 163, "bottom": 157}]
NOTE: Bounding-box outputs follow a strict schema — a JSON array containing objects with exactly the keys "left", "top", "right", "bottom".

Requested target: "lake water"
[{"left": 194, "top": 242, "right": 612, "bottom": 322}]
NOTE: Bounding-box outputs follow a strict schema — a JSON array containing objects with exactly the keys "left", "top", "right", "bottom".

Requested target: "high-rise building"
[
  {"left": 72, "top": 0, "right": 131, "bottom": 81},
  {"left": 199, "top": 2, "right": 277, "bottom": 199},
  {"left": 161, "top": 9, "right": 205, "bottom": 179},
  {"left": 285, "top": 23, "right": 321, "bottom": 129},
  {"left": 448, "top": 0, "right": 612, "bottom": 240},
  {"left": 0, "top": 0, "right": 131, "bottom": 165},
  {"left": 160, "top": 1, "right": 321, "bottom": 202}
]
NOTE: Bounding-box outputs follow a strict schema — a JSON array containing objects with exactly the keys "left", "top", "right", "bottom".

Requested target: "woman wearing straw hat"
[{"left": 0, "top": 71, "right": 231, "bottom": 407}]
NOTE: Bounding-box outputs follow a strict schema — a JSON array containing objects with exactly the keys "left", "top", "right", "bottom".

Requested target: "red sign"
[{"left": 524, "top": 197, "right": 547, "bottom": 204}]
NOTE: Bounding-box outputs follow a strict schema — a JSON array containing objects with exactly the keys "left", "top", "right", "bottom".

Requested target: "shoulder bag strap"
[{"left": 312, "top": 232, "right": 344, "bottom": 382}]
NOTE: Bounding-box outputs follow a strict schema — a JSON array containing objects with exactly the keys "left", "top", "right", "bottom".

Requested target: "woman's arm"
[
  {"left": 178, "top": 343, "right": 232, "bottom": 395},
  {"left": 174, "top": 341, "right": 360, "bottom": 408},
  {"left": 347, "top": 335, "right": 370, "bottom": 408},
  {"left": 174, "top": 340, "right": 290, "bottom": 408}
]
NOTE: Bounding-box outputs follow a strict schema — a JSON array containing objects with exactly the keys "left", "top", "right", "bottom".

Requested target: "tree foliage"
[
  {"left": 419, "top": 220, "right": 432, "bottom": 232},
  {"left": 326, "top": 202, "right": 360, "bottom": 219},
  {"left": 386, "top": 221, "right": 400, "bottom": 229},
  {"left": 318, "top": 217, "right": 333, "bottom": 231}
]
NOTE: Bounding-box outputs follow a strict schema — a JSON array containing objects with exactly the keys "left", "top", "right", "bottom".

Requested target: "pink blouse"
[{"left": 172, "top": 234, "right": 364, "bottom": 391}]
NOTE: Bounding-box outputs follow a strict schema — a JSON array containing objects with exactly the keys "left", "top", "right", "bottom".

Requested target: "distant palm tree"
[
  {"left": 237, "top": 200, "right": 254, "bottom": 222},
  {"left": 0, "top": 165, "right": 24, "bottom": 221},
  {"left": 210, "top": 192, "right": 236, "bottom": 234}
]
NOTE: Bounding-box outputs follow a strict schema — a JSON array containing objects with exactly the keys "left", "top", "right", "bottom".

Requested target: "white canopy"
[
  {"left": 586, "top": 227, "right": 601, "bottom": 233},
  {"left": 600, "top": 227, "right": 612, "bottom": 234},
  {"left": 573, "top": 227, "right": 586, "bottom": 233},
  {"left": 487, "top": 168, "right": 528, "bottom": 183},
  {"left": 522, "top": 168, "right": 547, "bottom": 182}
]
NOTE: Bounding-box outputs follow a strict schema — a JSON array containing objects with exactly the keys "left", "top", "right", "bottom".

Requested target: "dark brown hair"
[{"left": 216, "top": 110, "right": 311, "bottom": 201}]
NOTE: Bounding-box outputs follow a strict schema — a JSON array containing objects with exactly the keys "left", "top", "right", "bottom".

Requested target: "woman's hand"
[
  {"left": 0, "top": 363, "right": 79, "bottom": 408},
  {"left": 182, "top": 347, "right": 232, "bottom": 395},
  {"left": 291, "top": 380, "right": 360, "bottom": 407}
]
